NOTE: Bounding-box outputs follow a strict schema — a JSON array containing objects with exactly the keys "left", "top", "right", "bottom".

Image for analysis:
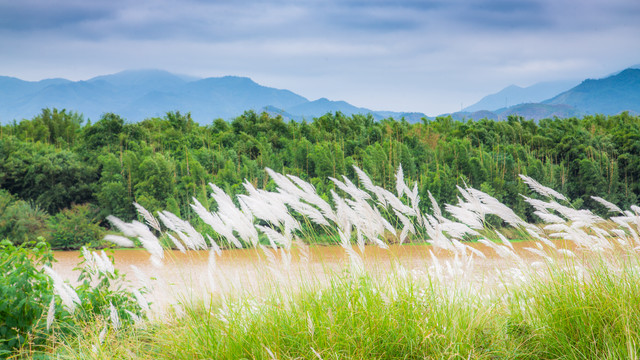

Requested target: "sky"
[{"left": 1, "top": 0, "right": 639, "bottom": 115}]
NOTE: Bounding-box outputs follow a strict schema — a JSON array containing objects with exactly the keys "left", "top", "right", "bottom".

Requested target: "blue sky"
[{"left": 1, "top": 0, "right": 639, "bottom": 115}]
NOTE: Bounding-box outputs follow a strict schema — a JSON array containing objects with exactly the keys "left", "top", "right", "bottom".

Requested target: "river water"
[{"left": 52, "top": 240, "right": 574, "bottom": 311}]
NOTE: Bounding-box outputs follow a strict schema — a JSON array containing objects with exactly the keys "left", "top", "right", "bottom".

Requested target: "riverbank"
[{"left": 37, "top": 251, "right": 640, "bottom": 359}]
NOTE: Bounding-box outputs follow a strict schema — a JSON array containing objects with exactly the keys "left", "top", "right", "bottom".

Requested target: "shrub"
[
  {"left": 0, "top": 239, "right": 54, "bottom": 356},
  {"left": 47, "top": 203, "right": 104, "bottom": 250},
  {"left": 0, "top": 190, "right": 50, "bottom": 246}
]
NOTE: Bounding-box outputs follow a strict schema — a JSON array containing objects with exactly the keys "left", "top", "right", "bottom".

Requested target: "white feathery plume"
[
  {"left": 409, "top": 182, "right": 423, "bottom": 226},
  {"left": 338, "top": 229, "right": 364, "bottom": 274},
  {"left": 519, "top": 174, "right": 567, "bottom": 201},
  {"left": 378, "top": 187, "right": 415, "bottom": 216},
  {"left": 478, "top": 239, "right": 520, "bottom": 261},
  {"left": 329, "top": 176, "right": 371, "bottom": 201},
  {"left": 395, "top": 164, "right": 407, "bottom": 198},
  {"left": 97, "top": 251, "right": 115, "bottom": 275},
  {"left": 130, "top": 265, "right": 152, "bottom": 291},
  {"left": 439, "top": 220, "right": 480, "bottom": 239},
  {"left": 525, "top": 228, "right": 556, "bottom": 249},
  {"left": 494, "top": 230, "right": 513, "bottom": 250},
  {"left": 331, "top": 190, "right": 354, "bottom": 235},
  {"left": 429, "top": 250, "right": 443, "bottom": 281},
  {"left": 591, "top": 196, "right": 623, "bottom": 214},
  {"left": 534, "top": 210, "right": 565, "bottom": 224},
  {"left": 106, "top": 215, "right": 137, "bottom": 237},
  {"left": 352, "top": 165, "right": 377, "bottom": 194},
  {"left": 280, "top": 247, "right": 292, "bottom": 272},
  {"left": 99, "top": 325, "right": 107, "bottom": 344},
  {"left": 109, "top": 302, "right": 121, "bottom": 330},
  {"left": 44, "top": 265, "right": 81, "bottom": 312},
  {"left": 82, "top": 247, "right": 97, "bottom": 273},
  {"left": 166, "top": 233, "right": 186, "bottom": 253},
  {"left": 190, "top": 199, "right": 242, "bottom": 248},
  {"left": 632, "top": 205, "right": 640, "bottom": 215},
  {"left": 109, "top": 217, "right": 163, "bottom": 262},
  {"left": 132, "top": 221, "right": 164, "bottom": 260},
  {"left": 556, "top": 248, "right": 576, "bottom": 257},
  {"left": 124, "top": 310, "right": 144, "bottom": 328},
  {"left": 133, "top": 202, "right": 161, "bottom": 232},
  {"left": 103, "top": 235, "right": 135, "bottom": 248},
  {"left": 132, "top": 289, "right": 150, "bottom": 313},
  {"left": 206, "top": 234, "right": 222, "bottom": 255},
  {"left": 256, "top": 225, "right": 292, "bottom": 250},
  {"left": 464, "top": 243, "right": 486, "bottom": 259},
  {"left": 285, "top": 173, "right": 337, "bottom": 222},
  {"left": 520, "top": 195, "right": 555, "bottom": 213},
  {"left": 295, "top": 237, "right": 310, "bottom": 265},
  {"left": 46, "top": 297, "right": 55, "bottom": 331},
  {"left": 210, "top": 183, "right": 259, "bottom": 246},
  {"left": 356, "top": 229, "right": 365, "bottom": 253},
  {"left": 428, "top": 191, "right": 443, "bottom": 220},
  {"left": 444, "top": 204, "right": 484, "bottom": 229},
  {"left": 524, "top": 247, "right": 551, "bottom": 261},
  {"left": 149, "top": 254, "right": 163, "bottom": 268},
  {"left": 286, "top": 198, "right": 330, "bottom": 226},
  {"left": 548, "top": 203, "right": 603, "bottom": 224},
  {"left": 468, "top": 188, "right": 530, "bottom": 229},
  {"left": 393, "top": 208, "right": 415, "bottom": 244}
]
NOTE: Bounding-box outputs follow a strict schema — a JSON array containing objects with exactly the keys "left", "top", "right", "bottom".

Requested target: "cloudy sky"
[{"left": 1, "top": 0, "right": 639, "bottom": 115}]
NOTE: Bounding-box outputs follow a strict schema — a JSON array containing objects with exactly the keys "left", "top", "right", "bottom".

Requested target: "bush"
[
  {"left": 0, "top": 239, "right": 54, "bottom": 356},
  {"left": 0, "top": 190, "right": 51, "bottom": 246},
  {"left": 47, "top": 203, "right": 104, "bottom": 250}
]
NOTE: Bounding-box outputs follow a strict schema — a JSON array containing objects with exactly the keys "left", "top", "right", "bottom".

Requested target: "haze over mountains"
[{"left": 0, "top": 66, "right": 639, "bottom": 124}]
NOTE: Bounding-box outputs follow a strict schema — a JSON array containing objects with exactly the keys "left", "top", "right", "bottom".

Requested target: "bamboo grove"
[{"left": 1, "top": 108, "right": 639, "bottom": 248}]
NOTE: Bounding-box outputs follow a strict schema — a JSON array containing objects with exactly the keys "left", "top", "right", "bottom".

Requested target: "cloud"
[{"left": 0, "top": 0, "right": 639, "bottom": 114}]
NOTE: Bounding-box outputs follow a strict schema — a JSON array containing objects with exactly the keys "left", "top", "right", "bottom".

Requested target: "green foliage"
[
  {"left": 47, "top": 204, "right": 104, "bottom": 250},
  {"left": 0, "top": 190, "right": 50, "bottom": 245},
  {"left": 0, "top": 239, "right": 54, "bottom": 355},
  {"left": 3, "top": 108, "right": 640, "bottom": 238},
  {"left": 71, "top": 249, "right": 147, "bottom": 327}
]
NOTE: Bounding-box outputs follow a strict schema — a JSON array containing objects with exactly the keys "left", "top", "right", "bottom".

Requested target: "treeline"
[{"left": 1, "top": 108, "right": 639, "bottom": 248}]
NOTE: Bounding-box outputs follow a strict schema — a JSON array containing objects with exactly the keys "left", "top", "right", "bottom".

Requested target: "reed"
[{"left": 29, "top": 165, "right": 640, "bottom": 359}]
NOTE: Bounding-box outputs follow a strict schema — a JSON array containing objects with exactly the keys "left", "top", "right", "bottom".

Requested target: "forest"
[{"left": 1, "top": 108, "right": 639, "bottom": 249}]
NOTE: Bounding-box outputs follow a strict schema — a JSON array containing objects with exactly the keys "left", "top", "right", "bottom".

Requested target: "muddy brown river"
[{"left": 52, "top": 240, "right": 575, "bottom": 312}]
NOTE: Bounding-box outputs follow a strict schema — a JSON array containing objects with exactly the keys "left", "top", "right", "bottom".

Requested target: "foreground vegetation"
[
  {"left": 2, "top": 108, "right": 640, "bottom": 249},
  {"left": 48, "top": 262, "right": 640, "bottom": 359},
  {"left": 4, "top": 162, "right": 640, "bottom": 358}
]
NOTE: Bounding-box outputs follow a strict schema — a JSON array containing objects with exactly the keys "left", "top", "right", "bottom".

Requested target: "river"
[{"left": 52, "top": 240, "right": 574, "bottom": 312}]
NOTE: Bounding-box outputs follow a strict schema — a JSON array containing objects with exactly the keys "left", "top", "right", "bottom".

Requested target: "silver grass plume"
[
  {"left": 46, "top": 297, "right": 55, "bottom": 331},
  {"left": 519, "top": 174, "right": 567, "bottom": 201},
  {"left": 44, "top": 265, "right": 81, "bottom": 312},
  {"left": 190, "top": 198, "right": 242, "bottom": 248},
  {"left": 284, "top": 172, "right": 337, "bottom": 222},
  {"left": 109, "top": 302, "right": 121, "bottom": 330},
  {"left": 103, "top": 234, "right": 135, "bottom": 248},
  {"left": 352, "top": 165, "right": 377, "bottom": 195},
  {"left": 209, "top": 183, "right": 259, "bottom": 246},
  {"left": 166, "top": 233, "right": 186, "bottom": 253},
  {"left": 133, "top": 202, "right": 161, "bottom": 232},
  {"left": 591, "top": 196, "right": 624, "bottom": 214}
]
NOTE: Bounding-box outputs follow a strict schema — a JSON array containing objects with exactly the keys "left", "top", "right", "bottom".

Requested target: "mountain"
[
  {"left": 543, "top": 68, "right": 640, "bottom": 114},
  {"left": 463, "top": 80, "right": 579, "bottom": 112},
  {"left": 0, "top": 69, "right": 427, "bottom": 124},
  {"left": 447, "top": 104, "right": 581, "bottom": 122},
  {"left": 446, "top": 66, "right": 640, "bottom": 121}
]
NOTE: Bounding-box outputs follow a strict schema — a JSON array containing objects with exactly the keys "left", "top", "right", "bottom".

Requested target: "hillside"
[
  {"left": 544, "top": 68, "right": 640, "bottom": 114},
  {"left": 0, "top": 70, "right": 427, "bottom": 124},
  {"left": 463, "top": 80, "right": 579, "bottom": 112}
]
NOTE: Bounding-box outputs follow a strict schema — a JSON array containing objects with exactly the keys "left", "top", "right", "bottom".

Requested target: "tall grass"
[{"left": 26, "top": 166, "right": 640, "bottom": 359}]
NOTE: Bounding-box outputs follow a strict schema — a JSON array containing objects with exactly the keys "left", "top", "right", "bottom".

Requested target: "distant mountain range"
[
  {"left": 450, "top": 65, "right": 640, "bottom": 121},
  {"left": 0, "top": 66, "right": 639, "bottom": 124},
  {"left": 0, "top": 69, "right": 423, "bottom": 124}
]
